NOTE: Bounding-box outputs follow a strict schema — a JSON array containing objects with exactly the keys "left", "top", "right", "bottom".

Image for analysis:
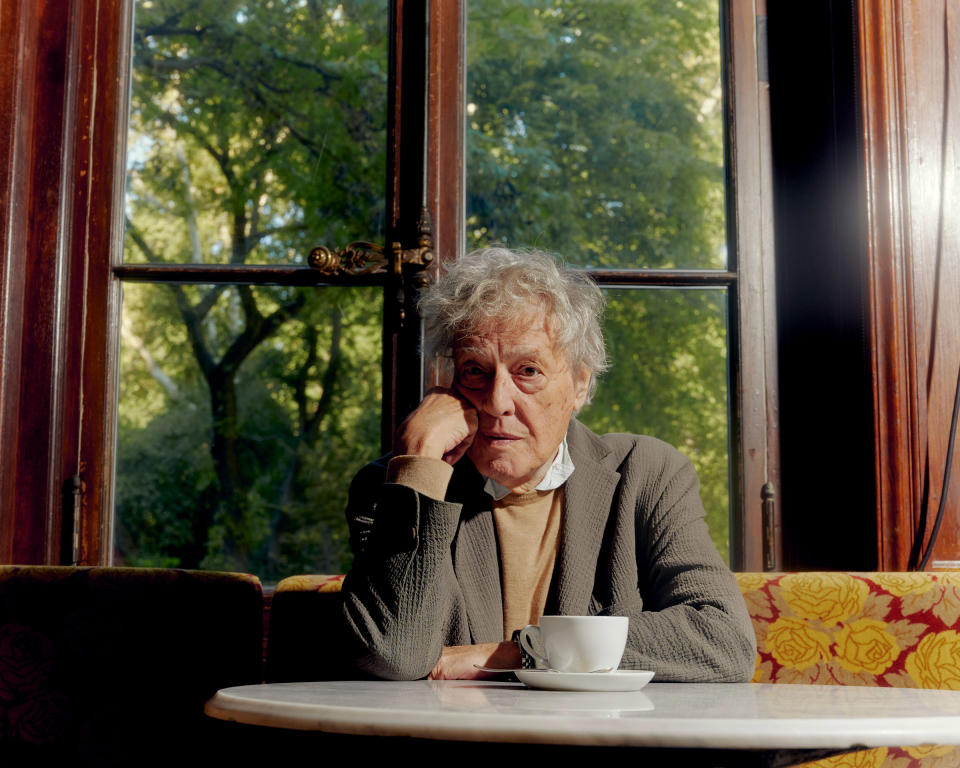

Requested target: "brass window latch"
[{"left": 307, "top": 208, "right": 434, "bottom": 278}]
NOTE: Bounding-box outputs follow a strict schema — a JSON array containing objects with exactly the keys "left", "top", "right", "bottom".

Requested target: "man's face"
[{"left": 453, "top": 310, "right": 590, "bottom": 493}]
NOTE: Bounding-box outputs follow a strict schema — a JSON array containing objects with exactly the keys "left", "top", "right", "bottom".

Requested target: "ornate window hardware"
[{"left": 308, "top": 208, "right": 434, "bottom": 279}]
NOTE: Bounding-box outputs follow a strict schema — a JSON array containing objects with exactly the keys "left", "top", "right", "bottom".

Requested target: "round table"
[{"left": 205, "top": 680, "right": 960, "bottom": 753}]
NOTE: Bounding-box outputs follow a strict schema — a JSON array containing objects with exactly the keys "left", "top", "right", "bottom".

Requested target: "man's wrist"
[{"left": 386, "top": 455, "right": 453, "bottom": 500}]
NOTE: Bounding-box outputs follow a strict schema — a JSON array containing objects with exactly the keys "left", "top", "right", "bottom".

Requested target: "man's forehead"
[
  {"left": 453, "top": 324, "right": 569, "bottom": 367},
  {"left": 455, "top": 320, "right": 548, "bottom": 351},
  {"left": 455, "top": 339, "right": 547, "bottom": 359}
]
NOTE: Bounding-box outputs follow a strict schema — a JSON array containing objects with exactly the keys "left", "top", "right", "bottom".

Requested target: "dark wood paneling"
[
  {"left": 0, "top": 0, "right": 130, "bottom": 565},
  {"left": 0, "top": 0, "right": 33, "bottom": 562},
  {"left": 0, "top": 0, "right": 75, "bottom": 563},
  {"left": 861, "top": 0, "right": 960, "bottom": 570}
]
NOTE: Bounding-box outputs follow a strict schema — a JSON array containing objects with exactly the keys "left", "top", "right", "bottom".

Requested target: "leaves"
[
  {"left": 464, "top": 1, "right": 730, "bottom": 556},
  {"left": 118, "top": 0, "right": 735, "bottom": 577}
]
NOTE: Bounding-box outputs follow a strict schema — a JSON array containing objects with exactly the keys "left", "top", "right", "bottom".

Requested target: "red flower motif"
[
  {"left": 6, "top": 689, "right": 71, "bottom": 745},
  {"left": 0, "top": 624, "right": 54, "bottom": 703}
]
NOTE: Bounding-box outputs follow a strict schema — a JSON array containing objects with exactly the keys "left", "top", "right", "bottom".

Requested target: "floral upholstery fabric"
[
  {"left": 735, "top": 572, "right": 960, "bottom": 768},
  {"left": 0, "top": 566, "right": 264, "bottom": 767},
  {"left": 276, "top": 573, "right": 345, "bottom": 594}
]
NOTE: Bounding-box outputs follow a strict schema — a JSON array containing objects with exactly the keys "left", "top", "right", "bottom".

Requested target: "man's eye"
[
  {"left": 518, "top": 366, "right": 541, "bottom": 377},
  {"left": 459, "top": 365, "right": 486, "bottom": 379}
]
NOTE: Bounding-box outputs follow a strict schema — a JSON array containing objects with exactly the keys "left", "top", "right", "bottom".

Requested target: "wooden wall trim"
[
  {"left": 0, "top": 0, "right": 77, "bottom": 563},
  {"left": 892, "top": 0, "right": 960, "bottom": 569},
  {"left": 859, "top": 0, "right": 919, "bottom": 570},
  {"left": 0, "top": 0, "right": 130, "bottom": 565},
  {"left": 71, "top": 0, "right": 133, "bottom": 564},
  {"left": 424, "top": 0, "right": 464, "bottom": 390},
  {"left": 427, "top": 0, "right": 464, "bottom": 282},
  {"left": 0, "top": 0, "right": 34, "bottom": 562},
  {"left": 725, "top": 0, "right": 780, "bottom": 571},
  {"left": 858, "top": 0, "right": 960, "bottom": 570}
]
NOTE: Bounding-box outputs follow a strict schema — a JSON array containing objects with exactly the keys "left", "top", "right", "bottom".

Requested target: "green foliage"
[
  {"left": 467, "top": 1, "right": 730, "bottom": 556},
  {"left": 118, "top": 0, "right": 732, "bottom": 579},
  {"left": 466, "top": 0, "right": 725, "bottom": 269},
  {"left": 579, "top": 289, "right": 729, "bottom": 560},
  {"left": 117, "top": 0, "right": 388, "bottom": 580}
]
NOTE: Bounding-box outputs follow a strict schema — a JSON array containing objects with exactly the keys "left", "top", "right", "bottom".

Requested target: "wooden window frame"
[{"left": 0, "top": 0, "right": 779, "bottom": 572}]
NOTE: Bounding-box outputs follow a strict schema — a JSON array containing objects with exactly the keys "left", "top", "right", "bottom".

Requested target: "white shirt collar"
[{"left": 482, "top": 433, "right": 575, "bottom": 501}]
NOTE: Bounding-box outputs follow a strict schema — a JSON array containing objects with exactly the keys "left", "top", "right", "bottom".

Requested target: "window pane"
[
  {"left": 466, "top": 0, "right": 725, "bottom": 269},
  {"left": 125, "top": 0, "right": 387, "bottom": 266},
  {"left": 114, "top": 283, "right": 382, "bottom": 581},
  {"left": 578, "top": 288, "right": 730, "bottom": 561}
]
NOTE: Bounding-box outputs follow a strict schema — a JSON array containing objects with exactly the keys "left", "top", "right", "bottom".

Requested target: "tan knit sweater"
[{"left": 493, "top": 488, "right": 562, "bottom": 638}]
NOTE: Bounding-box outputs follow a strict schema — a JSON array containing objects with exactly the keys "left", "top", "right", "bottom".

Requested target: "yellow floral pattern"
[
  {"left": 735, "top": 572, "right": 960, "bottom": 768},
  {"left": 799, "top": 748, "right": 889, "bottom": 768},
  {"left": 276, "top": 574, "right": 345, "bottom": 594},
  {"left": 766, "top": 617, "right": 832, "bottom": 670},
  {"left": 904, "top": 631, "right": 960, "bottom": 690},
  {"left": 873, "top": 573, "right": 937, "bottom": 598},
  {"left": 780, "top": 572, "right": 870, "bottom": 627},
  {"left": 834, "top": 619, "right": 901, "bottom": 675}
]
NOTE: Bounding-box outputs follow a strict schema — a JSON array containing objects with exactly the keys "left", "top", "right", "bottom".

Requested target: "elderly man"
[{"left": 341, "top": 247, "right": 756, "bottom": 682}]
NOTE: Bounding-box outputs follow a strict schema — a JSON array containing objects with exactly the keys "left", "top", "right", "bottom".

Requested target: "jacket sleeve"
[
  {"left": 339, "top": 460, "right": 467, "bottom": 680},
  {"left": 618, "top": 442, "right": 757, "bottom": 682}
]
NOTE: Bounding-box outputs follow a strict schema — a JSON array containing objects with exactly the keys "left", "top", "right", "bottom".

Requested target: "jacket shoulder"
[{"left": 591, "top": 429, "right": 690, "bottom": 470}]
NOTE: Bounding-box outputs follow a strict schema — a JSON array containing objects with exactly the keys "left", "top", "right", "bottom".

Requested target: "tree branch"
[
  {"left": 221, "top": 292, "right": 306, "bottom": 373},
  {"left": 306, "top": 309, "right": 342, "bottom": 439}
]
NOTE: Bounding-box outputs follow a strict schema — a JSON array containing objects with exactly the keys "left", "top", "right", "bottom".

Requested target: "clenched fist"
[{"left": 393, "top": 387, "right": 479, "bottom": 465}]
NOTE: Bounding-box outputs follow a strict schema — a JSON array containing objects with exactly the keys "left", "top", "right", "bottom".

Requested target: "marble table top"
[{"left": 205, "top": 680, "right": 960, "bottom": 750}]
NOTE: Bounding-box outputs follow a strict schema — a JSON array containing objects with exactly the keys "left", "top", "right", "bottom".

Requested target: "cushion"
[{"left": 0, "top": 566, "right": 263, "bottom": 767}]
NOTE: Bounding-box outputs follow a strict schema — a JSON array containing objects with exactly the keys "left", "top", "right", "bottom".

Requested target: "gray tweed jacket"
[{"left": 340, "top": 419, "right": 756, "bottom": 682}]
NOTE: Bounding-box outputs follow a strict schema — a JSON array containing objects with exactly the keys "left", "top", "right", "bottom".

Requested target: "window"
[
  {"left": 0, "top": 0, "right": 776, "bottom": 573},
  {"left": 466, "top": 1, "right": 736, "bottom": 560},
  {"left": 115, "top": 1, "right": 389, "bottom": 579}
]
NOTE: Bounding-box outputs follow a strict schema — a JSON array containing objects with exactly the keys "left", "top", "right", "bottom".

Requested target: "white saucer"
[{"left": 515, "top": 669, "right": 655, "bottom": 692}]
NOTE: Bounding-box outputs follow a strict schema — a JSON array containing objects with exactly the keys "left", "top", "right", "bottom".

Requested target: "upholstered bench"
[
  {"left": 735, "top": 572, "right": 960, "bottom": 768},
  {"left": 0, "top": 566, "right": 264, "bottom": 767},
  {"left": 267, "top": 571, "right": 960, "bottom": 768}
]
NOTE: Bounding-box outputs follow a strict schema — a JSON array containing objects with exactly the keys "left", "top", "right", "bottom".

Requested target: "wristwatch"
[{"left": 511, "top": 629, "right": 536, "bottom": 669}]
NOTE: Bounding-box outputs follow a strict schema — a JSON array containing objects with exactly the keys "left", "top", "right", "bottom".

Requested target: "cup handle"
[{"left": 518, "top": 625, "right": 548, "bottom": 668}]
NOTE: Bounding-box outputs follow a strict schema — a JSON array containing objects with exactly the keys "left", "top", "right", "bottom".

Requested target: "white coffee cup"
[{"left": 518, "top": 615, "right": 628, "bottom": 672}]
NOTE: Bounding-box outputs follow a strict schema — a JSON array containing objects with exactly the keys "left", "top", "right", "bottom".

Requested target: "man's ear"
[{"left": 572, "top": 365, "right": 591, "bottom": 410}]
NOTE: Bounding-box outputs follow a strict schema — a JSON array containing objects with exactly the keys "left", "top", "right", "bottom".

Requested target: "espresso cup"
[{"left": 518, "top": 615, "right": 628, "bottom": 672}]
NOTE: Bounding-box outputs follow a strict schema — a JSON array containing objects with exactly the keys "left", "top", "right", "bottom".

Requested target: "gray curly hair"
[{"left": 418, "top": 247, "right": 608, "bottom": 403}]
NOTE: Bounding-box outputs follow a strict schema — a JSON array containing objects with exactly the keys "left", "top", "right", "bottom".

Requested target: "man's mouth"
[{"left": 481, "top": 432, "right": 521, "bottom": 443}]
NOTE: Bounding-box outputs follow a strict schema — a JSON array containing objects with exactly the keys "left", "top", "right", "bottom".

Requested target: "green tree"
[
  {"left": 118, "top": 0, "right": 732, "bottom": 578},
  {"left": 466, "top": 0, "right": 730, "bottom": 557},
  {"left": 118, "top": 0, "right": 387, "bottom": 578}
]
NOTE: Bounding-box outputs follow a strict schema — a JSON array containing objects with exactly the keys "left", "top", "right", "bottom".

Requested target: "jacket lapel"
[
  {"left": 552, "top": 419, "right": 621, "bottom": 616},
  {"left": 449, "top": 462, "right": 504, "bottom": 643}
]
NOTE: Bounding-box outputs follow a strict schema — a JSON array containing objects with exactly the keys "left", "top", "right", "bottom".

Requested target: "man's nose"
[{"left": 481, "top": 369, "right": 515, "bottom": 416}]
